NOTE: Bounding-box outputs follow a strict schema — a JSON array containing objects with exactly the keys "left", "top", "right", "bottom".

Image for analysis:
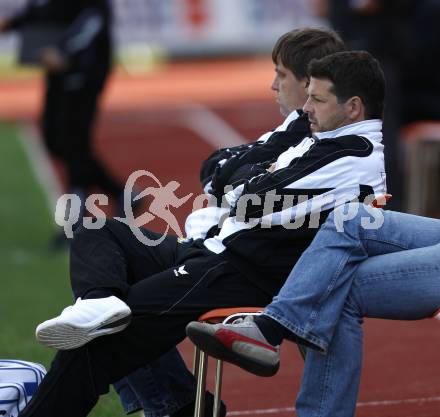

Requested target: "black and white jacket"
[
  {"left": 203, "top": 110, "right": 310, "bottom": 195},
  {"left": 186, "top": 110, "right": 310, "bottom": 239},
  {"left": 203, "top": 119, "right": 387, "bottom": 295}
]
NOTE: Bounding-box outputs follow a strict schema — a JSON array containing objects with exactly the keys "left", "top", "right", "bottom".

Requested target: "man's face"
[
  {"left": 302, "top": 77, "right": 353, "bottom": 133},
  {"left": 271, "top": 60, "right": 308, "bottom": 117}
]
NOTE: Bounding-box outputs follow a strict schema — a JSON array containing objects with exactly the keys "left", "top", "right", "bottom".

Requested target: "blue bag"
[
  {"left": 0, "top": 383, "right": 27, "bottom": 417},
  {"left": 0, "top": 360, "right": 46, "bottom": 417}
]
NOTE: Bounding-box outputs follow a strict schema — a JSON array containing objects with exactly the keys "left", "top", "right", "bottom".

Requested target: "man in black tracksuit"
[
  {"left": 0, "top": 0, "right": 124, "bottom": 218},
  {"left": 19, "top": 50, "right": 388, "bottom": 417}
]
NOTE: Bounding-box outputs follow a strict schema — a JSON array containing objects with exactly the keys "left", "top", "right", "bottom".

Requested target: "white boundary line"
[
  {"left": 227, "top": 395, "right": 440, "bottom": 416},
  {"left": 16, "top": 105, "right": 245, "bottom": 229},
  {"left": 17, "top": 122, "right": 63, "bottom": 215},
  {"left": 182, "top": 102, "right": 247, "bottom": 149}
]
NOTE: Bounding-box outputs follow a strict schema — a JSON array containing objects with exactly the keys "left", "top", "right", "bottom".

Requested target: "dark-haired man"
[
  {"left": 0, "top": 0, "right": 128, "bottom": 234},
  {"left": 18, "top": 49, "right": 387, "bottom": 417},
  {"left": 197, "top": 27, "right": 347, "bottom": 217}
]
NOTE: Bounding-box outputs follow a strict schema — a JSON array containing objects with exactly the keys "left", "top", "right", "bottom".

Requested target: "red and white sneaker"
[
  {"left": 433, "top": 309, "right": 440, "bottom": 321},
  {"left": 186, "top": 316, "right": 279, "bottom": 377},
  {"left": 36, "top": 296, "right": 132, "bottom": 350}
]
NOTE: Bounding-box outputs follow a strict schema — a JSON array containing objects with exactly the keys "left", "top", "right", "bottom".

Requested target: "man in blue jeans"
[
  {"left": 114, "top": 26, "right": 347, "bottom": 417},
  {"left": 187, "top": 203, "right": 440, "bottom": 417}
]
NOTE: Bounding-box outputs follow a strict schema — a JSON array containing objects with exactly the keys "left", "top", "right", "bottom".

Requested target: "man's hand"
[
  {"left": 310, "top": 0, "right": 330, "bottom": 18},
  {"left": 0, "top": 18, "right": 11, "bottom": 33},
  {"left": 266, "top": 163, "right": 276, "bottom": 173},
  {"left": 39, "top": 47, "right": 68, "bottom": 72},
  {"left": 351, "top": 0, "right": 382, "bottom": 14}
]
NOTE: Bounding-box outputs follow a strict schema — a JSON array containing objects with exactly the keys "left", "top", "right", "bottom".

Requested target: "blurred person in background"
[
  {"left": 0, "top": 0, "right": 127, "bottom": 249},
  {"left": 0, "top": 1, "right": 162, "bottom": 416},
  {"left": 311, "top": 0, "right": 440, "bottom": 211},
  {"left": 0, "top": 2, "right": 204, "bottom": 416}
]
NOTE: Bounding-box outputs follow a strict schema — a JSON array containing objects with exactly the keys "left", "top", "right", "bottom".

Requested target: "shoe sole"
[
  {"left": 187, "top": 324, "right": 279, "bottom": 377},
  {"left": 36, "top": 312, "right": 131, "bottom": 350}
]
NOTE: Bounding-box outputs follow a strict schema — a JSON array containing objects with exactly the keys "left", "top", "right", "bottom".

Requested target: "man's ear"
[
  {"left": 302, "top": 78, "right": 310, "bottom": 89},
  {"left": 346, "top": 96, "right": 364, "bottom": 121}
]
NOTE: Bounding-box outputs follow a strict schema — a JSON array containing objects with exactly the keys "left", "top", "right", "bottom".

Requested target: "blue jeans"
[
  {"left": 264, "top": 204, "right": 440, "bottom": 417},
  {"left": 114, "top": 348, "right": 196, "bottom": 416}
]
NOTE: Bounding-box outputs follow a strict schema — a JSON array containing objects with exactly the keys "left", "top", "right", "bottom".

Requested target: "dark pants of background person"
[
  {"left": 19, "top": 220, "right": 272, "bottom": 417},
  {"left": 42, "top": 73, "right": 123, "bottom": 198}
]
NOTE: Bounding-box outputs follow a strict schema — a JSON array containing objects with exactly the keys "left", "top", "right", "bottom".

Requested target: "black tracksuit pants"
[
  {"left": 42, "top": 73, "right": 123, "bottom": 197},
  {"left": 20, "top": 220, "right": 272, "bottom": 417}
]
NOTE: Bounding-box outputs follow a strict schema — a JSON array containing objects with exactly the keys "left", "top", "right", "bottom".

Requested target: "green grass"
[
  {"left": 0, "top": 123, "right": 126, "bottom": 416},
  {"left": 0, "top": 53, "right": 41, "bottom": 79}
]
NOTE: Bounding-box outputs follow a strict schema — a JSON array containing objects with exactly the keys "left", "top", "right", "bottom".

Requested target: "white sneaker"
[{"left": 35, "top": 296, "right": 132, "bottom": 350}]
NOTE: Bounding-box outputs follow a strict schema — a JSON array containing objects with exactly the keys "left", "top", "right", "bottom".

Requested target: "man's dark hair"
[
  {"left": 308, "top": 50, "right": 386, "bottom": 119},
  {"left": 272, "top": 28, "right": 346, "bottom": 80}
]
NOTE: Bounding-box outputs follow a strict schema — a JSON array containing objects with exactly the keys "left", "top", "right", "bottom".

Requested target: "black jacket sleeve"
[
  {"left": 199, "top": 142, "right": 255, "bottom": 187},
  {"left": 56, "top": 1, "right": 110, "bottom": 60},
  {"left": 209, "top": 112, "right": 310, "bottom": 195},
  {"left": 231, "top": 135, "right": 374, "bottom": 219}
]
